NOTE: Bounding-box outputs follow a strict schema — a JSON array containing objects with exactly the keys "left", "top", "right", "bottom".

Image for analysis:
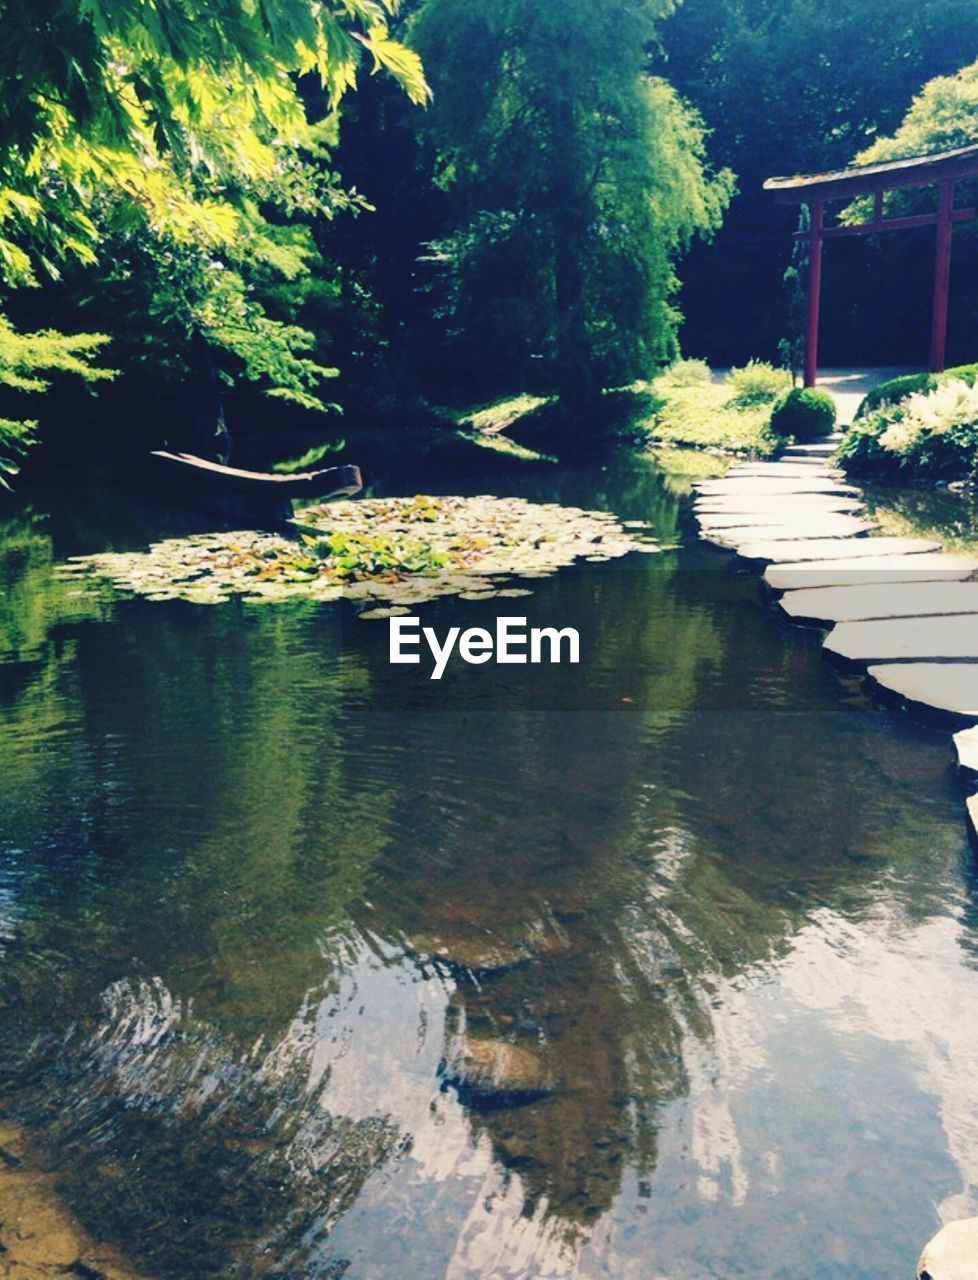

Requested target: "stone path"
[{"left": 690, "top": 421, "right": 978, "bottom": 843}]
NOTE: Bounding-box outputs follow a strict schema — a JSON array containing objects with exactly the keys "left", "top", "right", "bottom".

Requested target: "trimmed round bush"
[{"left": 769, "top": 387, "right": 836, "bottom": 442}]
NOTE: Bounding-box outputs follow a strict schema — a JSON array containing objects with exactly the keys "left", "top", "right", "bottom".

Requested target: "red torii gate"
[{"left": 765, "top": 142, "right": 978, "bottom": 387}]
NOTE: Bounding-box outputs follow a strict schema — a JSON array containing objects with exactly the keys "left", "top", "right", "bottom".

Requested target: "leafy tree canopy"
[
  {"left": 411, "top": 0, "right": 733, "bottom": 407},
  {"left": 851, "top": 57, "right": 978, "bottom": 166},
  {"left": 0, "top": 0, "right": 428, "bottom": 469},
  {"left": 0, "top": 0, "right": 428, "bottom": 282}
]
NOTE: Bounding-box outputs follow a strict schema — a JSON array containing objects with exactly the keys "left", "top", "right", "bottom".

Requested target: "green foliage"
[
  {"left": 457, "top": 395, "right": 554, "bottom": 435},
  {"left": 854, "top": 364, "right": 978, "bottom": 419},
  {"left": 0, "top": 0, "right": 430, "bottom": 466},
  {"left": 655, "top": 359, "right": 714, "bottom": 389},
  {"left": 727, "top": 361, "right": 792, "bottom": 408},
  {"left": 855, "top": 373, "right": 938, "bottom": 419},
  {"left": 661, "top": 0, "right": 978, "bottom": 364},
  {"left": 306, "top": 530, "right": 452, "bottom": 578},
  {"left": 0, "top": 316, "right": 113, "bottom": 481},
  {"left": 839, "top": 373, "right": 978, "bottom": 479},
  {"left": 0, "top": 0, "right": 429, "bottom": 286},
  {"left": 642, "top": 366, "right": 780, "bottom": 456},
  {"left": 769, "top": 388, "right": 836, "bottom": 442},
  {"left": 411, "top": 0, "right": 733, "bottom": 407},
  {"left": 845, "top": 58, "right": 978, "bottom": 212},
  {"left": 272, "top": 441, "right": 346, "bottom": 474}
]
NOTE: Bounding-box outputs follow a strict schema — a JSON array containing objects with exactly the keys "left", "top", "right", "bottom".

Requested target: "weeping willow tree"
[
  {"left": 0, "top": 0, "right": 428, "bottom": 471},
  {"left": 411, "top": 0, "right": 733, "bottom": 410}
]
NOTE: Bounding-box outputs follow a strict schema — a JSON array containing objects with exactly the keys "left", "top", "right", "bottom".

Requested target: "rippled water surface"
[{"left": 2, "top": 440, "right": 978, "bottom": 1279}]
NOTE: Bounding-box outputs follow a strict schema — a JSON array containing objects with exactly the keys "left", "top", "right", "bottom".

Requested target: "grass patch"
[
  {"left": 454, "top": 394, "right": 554, "bottom": 435},
  {"left": 637, "top": 361, "right": 788, "bottom": 456}
]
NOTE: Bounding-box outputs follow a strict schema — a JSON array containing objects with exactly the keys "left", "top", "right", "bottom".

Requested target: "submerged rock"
[
  {"left": 0, "top": 1122, "right": 148, "bottom": 1279},
  {"left": 918, "top": 1218, "right": 978, "bottom": 1279},
  {"left": 443, "top": 1037, "right": 553, "bottom": 1110}
]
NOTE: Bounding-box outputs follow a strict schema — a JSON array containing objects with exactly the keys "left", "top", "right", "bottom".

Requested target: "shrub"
[
  {"left": 839, "top": 377, "right": 978, "bottom": 480},
  {"left": 769, "top": 387, "right": 836, "bottom": 442},
  {"left": 854, "top": 363, "right": 978, "bottom": 419},
  {"left": 727, "top": 360, "right": 792, "bottom": 408},
  {"left": 836, "top": 413, "right": 900, "bottom": 477},
  {"left": 656, "top": 358, "right": 713, "bottom": 388}
]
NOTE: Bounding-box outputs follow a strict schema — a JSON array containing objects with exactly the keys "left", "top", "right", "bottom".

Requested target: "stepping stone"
[
  {"left": 826, "top": 614, "right": 978, "bottom": 665},
  {"left": 954, "top": 726, "right": 978, "bottom": 776},
  {"left": 868, "top": 663, "right": 978, "bottom": 724},
  {"left": 698, "top": 508, "right": 863, "bottom": 532},
  {"left": 708, "top": 517, "right": 879, "bottom": 550},
  {"left": 765, "top": 550, "right": 971, "bottom": 591},
  {"left": 780, "top": 581, "right": 978, "bottom": 625},
  {"left": 695, "top": 478, "right": 859, "bottom": 498},
  {"left": 969, "top": 795, "right": 978, "bottom": 849},
  {"left": 695, "top": 490, "right": 860, "bottom": 509},
  {"left": 741, "top": 535, "right": 942, "bottom": 566},
  {"left": 703, "top": 516, "right": 875, "bottom": 543},
  {"left": 695, "top": 498, "right": 864, "bottom": 523},
  {"left": 776, "top": 454, "right": 837, "bottom": 464},
  {"left": 725, "top": 463, "right": 845, "bottom": 479},
  {"left": 784, "top": 442, "right": 838, "bottom": 456}
]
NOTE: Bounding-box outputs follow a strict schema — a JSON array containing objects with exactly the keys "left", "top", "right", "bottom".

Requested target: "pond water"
[{"left": 2, "top": 437, "right": 978, "bottom": 1279}]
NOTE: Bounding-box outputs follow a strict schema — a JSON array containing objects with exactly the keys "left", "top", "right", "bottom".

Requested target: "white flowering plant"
[{"left": 839, "top": 375, "right": 978, "bottom": 480}]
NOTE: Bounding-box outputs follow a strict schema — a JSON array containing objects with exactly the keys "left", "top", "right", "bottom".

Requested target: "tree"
[
  {"left": 0, "top": 316, "right": 112, "bottom": 481},
  {"left": 0, "top": 0, "right": 429, "bottom": 466},
  {"left": 661, "top": 0, "right": 978, "bottom": 364},
  {"left": 410, "top": 0, "right": 732, "bottom": 410}
]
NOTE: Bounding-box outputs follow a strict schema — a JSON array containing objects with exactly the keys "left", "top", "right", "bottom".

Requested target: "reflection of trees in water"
[{"left": 0, "top": 489, "right": 975, "bottom": 1278}]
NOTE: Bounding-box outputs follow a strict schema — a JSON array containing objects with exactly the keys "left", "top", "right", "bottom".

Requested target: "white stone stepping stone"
[
  {"left": 826, "top": 614, "right": 978, "bottom": 664},
  {"left": 765, "top": 550, "right": 968, "bottom": 591},
  {"left": 868, "top": 663, "right": 978, "bottom": 722},
  {"left": 780, "top": 581, "right": 978, "bottom": 624},
  {"left": 694, "top": 477, "right": 859, "bottom": 498},
  {"left": 698, "top": 506, "right": 864, "bottom": 532},
  {"left": 708, "top": 517, "right": 878, "bottom": 550},
  {"left": 695, "top": 495, "right": 864, "bottom": 518},
  {"left": 725, "top": 463, "right": 845, "bottom": 478},
  {"left": 740, "top": 535, "right": 941, "bottom": 565},
  {"left": 968, "top": 795, "right": 978, "bottom": 847},
  {"left": 954, "top": 726, "right": 978, "bottom": 775},
  {"left": 784, "top": 442, "right": 837, "bottom": 455},
  {"left": 776, "top": 454, "right": 837, "bottom": 464},
  {"left": 695, "top": 488, "right": 857, "bottom": 506},
  {"left": 701, "top": 517, "right": 875, "bottom": 542}
]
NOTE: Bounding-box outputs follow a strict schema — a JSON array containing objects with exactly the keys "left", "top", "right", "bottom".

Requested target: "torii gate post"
[
  {"left": 804, "top": 199, "right": 824, "bottom": 388},
  {"left": 765, "top": 145, "right": 978, "bottom": 388},
  {"left": 930, "top": 179, "right": 955, "bottom": 376}
]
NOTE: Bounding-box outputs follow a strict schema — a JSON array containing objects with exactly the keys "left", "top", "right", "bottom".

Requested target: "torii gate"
[{"left": 765, "top": 142, "right": 978, "bottom": 387}]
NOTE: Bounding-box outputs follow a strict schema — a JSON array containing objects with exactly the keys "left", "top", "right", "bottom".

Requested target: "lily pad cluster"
[{"left": 57, "top": 494, "right": 660, "bottom": 615}]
